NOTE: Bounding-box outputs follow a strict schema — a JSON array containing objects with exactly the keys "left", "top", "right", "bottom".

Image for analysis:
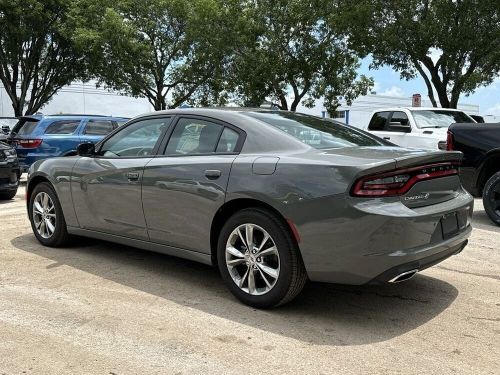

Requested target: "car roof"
[{"left": 19, "top": 114, "right": 129, "bottom": 121}]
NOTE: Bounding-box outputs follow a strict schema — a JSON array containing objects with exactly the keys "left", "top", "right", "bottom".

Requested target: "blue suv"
[{"left": 9, "top": 114, "right": 129, "bottom": 172}]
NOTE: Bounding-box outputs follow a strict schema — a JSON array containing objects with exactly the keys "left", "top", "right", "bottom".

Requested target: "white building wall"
[{"left": 0, "top": 81, "right": 152, "bottom": 118}]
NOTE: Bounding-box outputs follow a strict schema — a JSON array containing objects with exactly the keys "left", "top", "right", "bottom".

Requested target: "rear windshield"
[
  {"left": 412, "top": 110, "right": 475, "bottom": 128},
  {"left": 246, "top": 112, "right": 385, "bottom": 149},
  {"left": 11, "top": 119, "right": 40, "bottom": 136}
]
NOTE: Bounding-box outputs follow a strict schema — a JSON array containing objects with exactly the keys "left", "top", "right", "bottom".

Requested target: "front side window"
[
  {"left": 247, "top": 112, "right": 384, "bottom": 149},
  {"left": 165, "top": 118, "right": 224, "bottom": 155},
  {"left": 44, "top": 120, "right": 80, "bottom": 135},
  {"left": 99, "top": 117, "right": 170, "bottom": 157},
  {"left": 84, "top": 120, "right": 115, "bottom": 135},
  {"left": 412, "top": 110, "right": 475, "bottom": 128},
  {"left": 368, "top": 112, "right": 390, "bottom": 131}
]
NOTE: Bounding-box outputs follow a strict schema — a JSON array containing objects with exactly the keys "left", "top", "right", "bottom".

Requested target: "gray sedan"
[{"left": 26, "top": 109, "right": 473, "bottom": 308}]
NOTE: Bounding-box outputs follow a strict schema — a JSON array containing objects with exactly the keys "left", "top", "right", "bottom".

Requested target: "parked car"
[
  {"left": 364, "top": 107, "right": 476, "bottom": 151},
  {"left": 0, "top": 140, "right": 20, "bottom": 200},
  {"left": 0, "top": 117, "right": 18, "bottom": 142},
  {"left": 8, "top": 114, "right": 129, "bottom": 172},
  {"left": 26, "top": 109, "right": 473, "bottom": 308},
  {"left": 447, "top": 122, "right": 500, "bottom": 225}
]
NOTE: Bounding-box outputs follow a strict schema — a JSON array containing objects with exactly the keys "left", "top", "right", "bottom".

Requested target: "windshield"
[
  {"left": 412, "top": 110, "right": 475, "bottom": 128},
  {"left": 246, "top": 112, "right": 385, "bottom": 149},
  {"left": 11, "top": 118, "right": 40, "bottom": 136}
]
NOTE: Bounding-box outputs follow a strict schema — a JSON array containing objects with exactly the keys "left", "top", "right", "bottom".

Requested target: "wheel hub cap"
[{"left": 225, "top": 223, "right": 280, "bottom": 296}]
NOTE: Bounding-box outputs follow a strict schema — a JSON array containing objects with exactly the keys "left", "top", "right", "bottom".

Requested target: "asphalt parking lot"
[{"left": 0, "top": 182, "right": 498, "bottom": 375}]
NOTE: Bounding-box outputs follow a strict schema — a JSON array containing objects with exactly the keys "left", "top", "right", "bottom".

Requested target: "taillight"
[
  {"left": 351, "top": 163, "right": 459, "bottom": 197},
  {"left": 446, "top": 131, "right": 454, "bottom": 151},
  {"left": 17, "top": 139, "right": 42, "bottom": 148}
]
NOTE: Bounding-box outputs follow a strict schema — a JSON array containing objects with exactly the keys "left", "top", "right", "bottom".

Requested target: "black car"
[
  {"left": 0, "top": 140, "right": 20, "bottom": 200},
  {"left": 447, "top": 122, "right": 500, "bottom": 225}
]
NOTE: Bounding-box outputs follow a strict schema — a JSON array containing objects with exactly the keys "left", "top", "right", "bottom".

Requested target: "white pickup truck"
[{"left": 363, "top": 107, "right": 476, "bottom": 150}]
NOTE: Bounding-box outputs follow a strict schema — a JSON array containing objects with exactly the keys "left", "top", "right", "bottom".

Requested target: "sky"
[{"left": 358, "top": 56, "right": 500, "bottom": 118}]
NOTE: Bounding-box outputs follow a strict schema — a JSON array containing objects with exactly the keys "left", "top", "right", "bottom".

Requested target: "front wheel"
[
  {"left": 29, "top": 182, "right": 70, "bottom": 246},
  {"left": 217, "top": 208, "right": 307, "bottom": 308},
  {"left": 483, "top": 171, "right": 500, "bottom": 226}
]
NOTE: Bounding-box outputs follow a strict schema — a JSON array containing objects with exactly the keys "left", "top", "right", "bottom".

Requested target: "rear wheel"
[
  {"left": 29, "top": 182, "right": 70, "bottom": 246},
  {"left": 483, "top": 171, "right": 500, "bottom": 226},
  {"left": 217, "top": 208, "right": 307, "bottom": 308},
  {"left": 0, "top": 189, "right": 17, "bottom": 200}
]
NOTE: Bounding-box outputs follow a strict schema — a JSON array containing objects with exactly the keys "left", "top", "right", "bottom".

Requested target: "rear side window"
[
  {"left": 165, "top": 118, "right": 224, "bottom": 155},
  {"left": 44, "top": 120, "right": 80, "bottom": 135},
  {"left": 216, "top": 127, "right": 239, "bottom": 153},
  {"left": 12, "top": 119, "right": 39, "bottom": 136},
  {"left": 390, "top": 111, "right": 409, "bottom": 126},
  {"left": 84, "top": 120, "right": 115, "bottom": 135},
  {"left": 368, "top": 112, "right": 390, "bottom": 131}
]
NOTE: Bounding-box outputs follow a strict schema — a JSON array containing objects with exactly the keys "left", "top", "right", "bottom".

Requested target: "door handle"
[
  {"left": 383, "top": 137, "right": 391, "bottom": 140},
  {"left": 126, "top": 172, "right": 140, "bottom": 182},
  {"left": 205, "top": 169, "right": 221, "bottom": 180}
]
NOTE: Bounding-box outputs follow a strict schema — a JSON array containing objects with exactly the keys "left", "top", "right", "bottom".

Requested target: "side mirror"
[
  {"left": 77, "top": 142, "right": 96, "bottom": 156},
  {"left": 388, "top": 122, "right": 411, "bottom": 133}
]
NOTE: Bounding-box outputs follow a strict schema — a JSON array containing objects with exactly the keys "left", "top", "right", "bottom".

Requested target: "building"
[{"left": 0, "top": 81, "right": 152, "bottom": 118}]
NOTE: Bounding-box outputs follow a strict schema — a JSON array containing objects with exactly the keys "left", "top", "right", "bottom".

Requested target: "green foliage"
[
  {"left": 363, "top": 0, "right": 500, "bottom": 108},
  {"left": 227, "top": 0, "right": 373, "bottom": 113},
  {"left": 0, "top": 0, "right": 88, "bottom": 116},
  {"left": 72, "top": 0, "right": 237, "bottom": 110}
]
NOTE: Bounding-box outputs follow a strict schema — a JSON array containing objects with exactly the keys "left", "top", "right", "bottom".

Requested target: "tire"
[
  {"left": 483, "top": 171, "right": 500, "bottom": 226},
  {"left": 29, "top": 182, "right": 70, "bottom": 246},
  {"left": 0, "top": 189, "right": 17, "bottom": 200},
  {"left": 217, "top": 208, "right": 307, "bottom": 308}
]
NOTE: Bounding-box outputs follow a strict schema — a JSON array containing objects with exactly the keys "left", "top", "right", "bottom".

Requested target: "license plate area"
[{"left": 441, "top": 212, "right": 459, "bottom": 239}]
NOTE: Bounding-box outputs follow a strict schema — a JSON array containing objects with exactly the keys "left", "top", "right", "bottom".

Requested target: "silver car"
[{"left": 27, "top": 109, "right": 473, "bottom": 308}]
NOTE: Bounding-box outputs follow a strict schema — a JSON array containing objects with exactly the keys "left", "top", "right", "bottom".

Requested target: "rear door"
[
  {"left": 367, "top": 111, "right": 392, "bottom": 142},
  {"left": 141, "top": 116, "right": 244, "bottom": 253},
  {"left": 385, "top": 111, "right": 412, "bottom": 147},
  {"left": 71, "top": 116, "right": 171, "bottom": 240},
  {"left": 42, "top": 119, "right": 82, "bottom": 155}
]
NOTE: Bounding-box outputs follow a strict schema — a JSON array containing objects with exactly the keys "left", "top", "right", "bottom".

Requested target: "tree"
[
  {"left": 363, "top": 0, "right": 500, "bottom": 108},
  {"left": 228, "top": 0, "right": 373, "bottom": 113},
  {"left": 0, "top": 0, "right": 88, "bottom": 116},
  {"left": 73, "top": 0, "right": 237, "bottom": 110}
]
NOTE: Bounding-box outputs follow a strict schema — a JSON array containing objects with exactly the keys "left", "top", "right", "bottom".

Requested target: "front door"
[
  {"left": 71, "top": 116, "right": 171, "bottom": 240},
  {"left": 142, "top": 116, "right": 243, "bottom": 253}
]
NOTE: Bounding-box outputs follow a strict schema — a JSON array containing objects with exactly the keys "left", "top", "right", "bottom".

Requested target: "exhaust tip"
[{"left": 388, "top": 269, "right": 418, "bottom": 283}]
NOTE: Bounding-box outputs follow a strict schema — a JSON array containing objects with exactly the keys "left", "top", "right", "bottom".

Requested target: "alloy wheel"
[
  {"left": 32, "top": 192, "right": 57, "bottom": 239},
  {"left": 225, "top": 223, "right": 280, "bottom": 295}
]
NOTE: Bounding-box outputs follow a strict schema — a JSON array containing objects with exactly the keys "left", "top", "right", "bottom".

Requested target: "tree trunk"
[{"left": 11, "top": 100, "right": 23, "bottom": 117}]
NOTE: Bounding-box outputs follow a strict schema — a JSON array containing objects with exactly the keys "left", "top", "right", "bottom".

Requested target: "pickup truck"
[
  {"left": 447, "top": 122, "right": 500, "bottom": 225},
  {"left": 364, "top": 107, "right": 476, "bottom": 151}
]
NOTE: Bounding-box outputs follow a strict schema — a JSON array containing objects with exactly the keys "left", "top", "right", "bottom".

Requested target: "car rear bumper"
[{"left": 292, "top": 189, "right": 474, "bottom": 285}]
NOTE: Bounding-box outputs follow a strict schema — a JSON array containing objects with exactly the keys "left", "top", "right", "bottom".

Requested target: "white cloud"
[{"left": 379, "top": 86, "right": 406, "bottom": 97}]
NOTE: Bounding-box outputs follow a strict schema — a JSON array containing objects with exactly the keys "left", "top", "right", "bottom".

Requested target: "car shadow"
[{"left": 11, "top": 234, "right": 459, "bottom": 346}]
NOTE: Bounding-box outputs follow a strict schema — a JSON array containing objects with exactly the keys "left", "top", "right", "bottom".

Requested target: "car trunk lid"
[{"left": 324, "top": 146, "right": 463, "bottom": 208}]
